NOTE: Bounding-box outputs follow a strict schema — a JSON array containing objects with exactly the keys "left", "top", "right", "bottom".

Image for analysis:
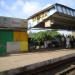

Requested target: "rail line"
[
  {"left": 56, "top": 65, "right": 75, "bottom": 75},
  {"left": 16, "top": 57, "right": 75, "bottom": 75}
]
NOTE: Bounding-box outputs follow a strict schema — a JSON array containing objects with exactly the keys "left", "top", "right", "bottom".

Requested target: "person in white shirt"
[{"left": 66, "top": 36, "right": 71, "bottom": 48}]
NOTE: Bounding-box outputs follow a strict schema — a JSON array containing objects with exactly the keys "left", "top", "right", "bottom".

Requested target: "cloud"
[
  {"left": 0, "top": 0, "right": 75, "bottom": 19},
  {"left": 0, "top": 0, "right": 42, "bottom": 18},
  {"left": 0, "top": 0, "right": 14, "bottom": 11},
  {"left": 22, "top": 1, "right": 41, "bottom": 18},
  {"left": 9, "top": 0, "right": 24, "bottom": 11},
  {"left": 0, "top": 0, "right": 5, "bottom": 7},
  {"left": 42, "top": 3, "right": 52, "bottom": 9}
]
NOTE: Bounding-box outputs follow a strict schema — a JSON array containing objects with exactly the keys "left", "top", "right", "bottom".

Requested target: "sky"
[{"left": 0, "top": 0, "right": 75, "bottom": 19}]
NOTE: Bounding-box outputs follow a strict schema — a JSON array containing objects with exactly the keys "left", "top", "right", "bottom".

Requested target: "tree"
[{"left": 29, "top": 30, "right": 60, "bottom": 42}]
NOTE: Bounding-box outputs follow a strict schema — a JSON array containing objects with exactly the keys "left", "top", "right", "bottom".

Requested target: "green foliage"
[
  {"left": 47, "top": 30, "right": 60, "bottom": 38},
  {"left": 29, "top": 30, "right": 60, "bottom": 42}
]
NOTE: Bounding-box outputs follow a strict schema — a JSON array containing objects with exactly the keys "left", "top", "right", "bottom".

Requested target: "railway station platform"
[{"left": 0, "top": 49, "right": 75, "bottom": 75}]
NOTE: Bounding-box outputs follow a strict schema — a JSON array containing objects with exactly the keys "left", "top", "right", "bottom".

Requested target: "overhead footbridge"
[{"left": 28, "top": 3, "right": 75, "bottom": 30}]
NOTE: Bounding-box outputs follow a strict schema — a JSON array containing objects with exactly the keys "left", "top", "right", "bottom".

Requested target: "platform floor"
[{"left": 0, "top": 49, "right": 75, "bottom": 74}]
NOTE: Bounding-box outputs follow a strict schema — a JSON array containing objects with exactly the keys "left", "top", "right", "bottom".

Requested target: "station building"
[
  {"left": 28, "top": 3, "right": 75, "bottom": 36},
  {"left": 0, "top": 3, "right": 75, "bottom": 54},
  {"left": 0, "top": 16, "right": 28, "bottom": 54}
]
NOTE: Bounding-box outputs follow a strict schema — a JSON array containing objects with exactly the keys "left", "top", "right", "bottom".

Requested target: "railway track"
[
  {"left": 16, "top": 57, "right": 75, "bottom": 75},
  {"left": 55, "top": 65, "right": 75, "bottom": 75}
]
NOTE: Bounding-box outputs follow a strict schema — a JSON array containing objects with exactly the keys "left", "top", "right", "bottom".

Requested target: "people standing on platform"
[
  {"left": 61, "top": 35, "right": 66, "bottom": 48},
  {"left": 70, "top": 36, "right": 75, "bottom": 48},
  {"left": 66, "top": 36, "right": 71, "bottom": 48},
  {"left": 44, "top": 40, "right": 48, "bottom": 48}
]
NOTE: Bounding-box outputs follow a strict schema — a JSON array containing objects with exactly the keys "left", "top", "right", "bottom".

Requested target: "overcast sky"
[{"left": 0, "top": 0, "right": 75, "bottom": 19}]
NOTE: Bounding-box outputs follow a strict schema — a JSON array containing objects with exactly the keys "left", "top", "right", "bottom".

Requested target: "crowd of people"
[
  {"left": 61, "top": 35, "right": 75, "bottom": 49},
  {"left": 44, "top": 35, "right": 75, "bottom": 49},
  {"left": 29, "top": 35, "right": 75, "bottom": 50}
]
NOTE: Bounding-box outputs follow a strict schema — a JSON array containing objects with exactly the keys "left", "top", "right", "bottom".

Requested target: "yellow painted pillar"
[
  {"left": 14, "top": 31, "right": 28, "bottom": 52},
  {"left": 20, "top": 41, "right": 28, "bottom": 52}
]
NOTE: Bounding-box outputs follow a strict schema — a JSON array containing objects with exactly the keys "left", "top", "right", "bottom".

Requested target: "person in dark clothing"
[
  {"left": 70, "top": 36, "right": 74, "bottom": 48},
  {"left": 61, "top": 35, "right": 66, "bottom": 48}
]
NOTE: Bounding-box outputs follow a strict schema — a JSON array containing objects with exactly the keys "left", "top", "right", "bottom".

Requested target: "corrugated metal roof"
[{"left": 28, "top": 3, "right": 75, "bottom": 19}]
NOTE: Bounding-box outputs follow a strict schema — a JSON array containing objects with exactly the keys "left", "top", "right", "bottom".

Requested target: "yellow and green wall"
[{"left": 0, "top": 30, "right": 28, "bottom": 54}]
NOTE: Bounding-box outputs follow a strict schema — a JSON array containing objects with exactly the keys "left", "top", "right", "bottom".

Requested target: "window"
[
  {"left": 62, "top": 7, "right": 67, "bottom": 14},
  {"left": 66, "top": 8, "right": 70, "bottom": 15},
  {"left": 73, "top": 11, "right": 75, "bottom": 16},
  {"left": 70, "top": 10, "right": 74, "bottom": 16},
  {"left": 69, "top": 9, "right": 72, "bottom": 16},
  {"left": 72, "top": 10, "right": 74, "bottom": 16},
  {"left": 57, "top": 6, "right": 62, "bottom": 12}
]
